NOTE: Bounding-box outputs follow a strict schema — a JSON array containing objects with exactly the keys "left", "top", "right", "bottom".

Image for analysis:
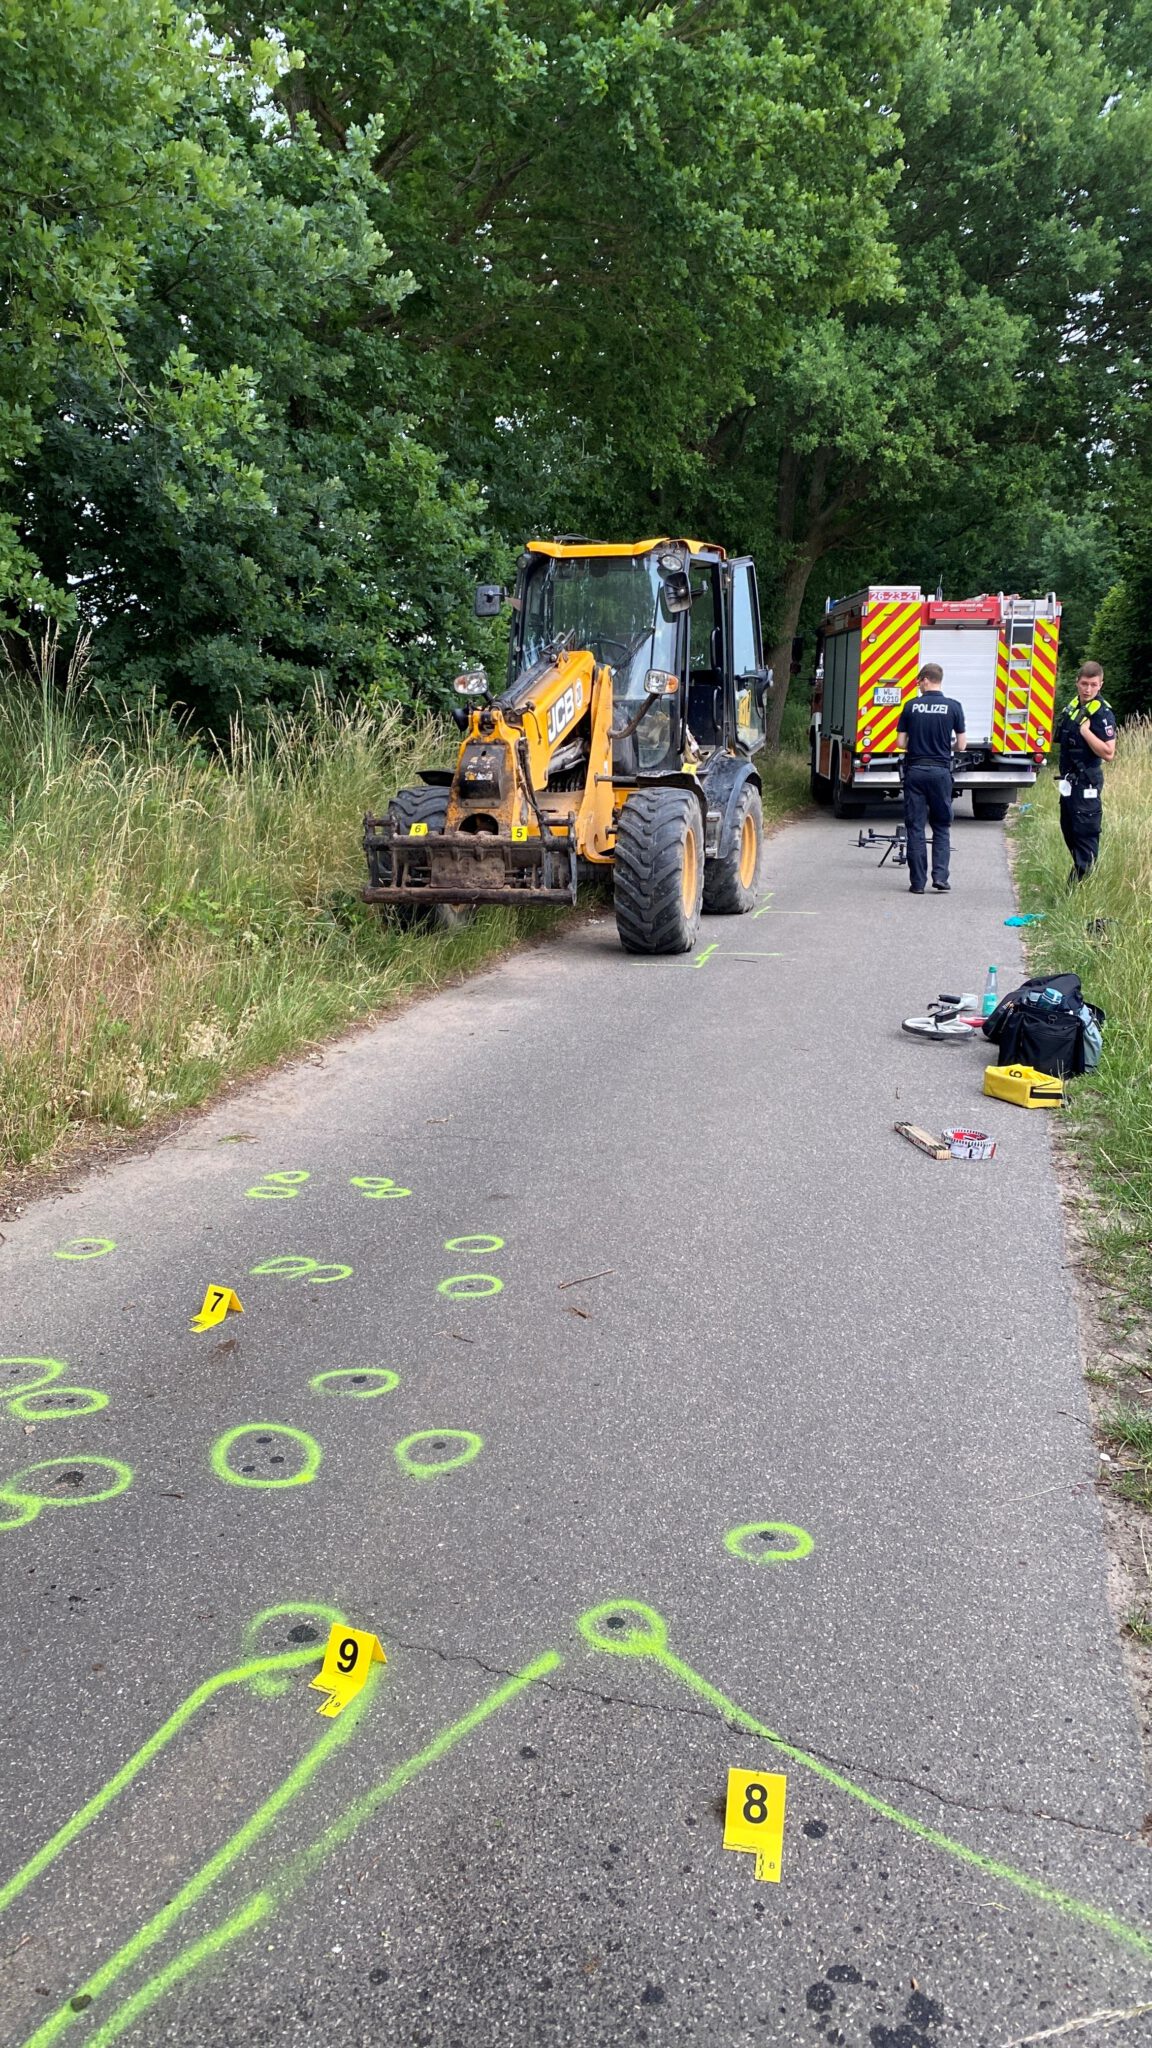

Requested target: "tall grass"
[
  {"left": 760, "top": 689, "right": 811, "bottom": 817},
  {"left": 0, "top": 655, "right": 560, "bottom": 1169},
  {"left": 1012, "top": 722, "right": 1152, "bottom": 1313},
  {"left": 0, "top": 646, "right": 812, "bottom": 1172},
  {"left": 1004, "top": 739, "right": 1152, "bottom": 1582}
]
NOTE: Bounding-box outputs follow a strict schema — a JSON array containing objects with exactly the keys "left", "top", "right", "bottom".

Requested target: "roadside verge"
[
  {"left": 0, "top": 683, "right": 807, "bottom": 1193},
  {"left": 1011, "top": 725, "right": 1152, "bottom": 1775}
]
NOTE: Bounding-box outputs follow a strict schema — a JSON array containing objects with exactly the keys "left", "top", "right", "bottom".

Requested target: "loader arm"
[{"left": 363, "top": 648, "right": 618, "bottom": 910}]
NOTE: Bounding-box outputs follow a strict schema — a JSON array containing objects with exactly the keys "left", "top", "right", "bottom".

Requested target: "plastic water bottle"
[{"left": 981, "top": 965, "right": 999, "bottom": 1018}]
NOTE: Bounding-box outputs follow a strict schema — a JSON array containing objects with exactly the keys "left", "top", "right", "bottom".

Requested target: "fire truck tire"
[
  {"left": 830, "top": 748, "right": 866, "bottom": 819},
  {"left": 379, "top": 787, "right": 470, "bottom": 931},
  {"left": 613, "top": 788, "right": 704, "bottom": 955},
  {"left": 703, "top": 783, "right": 761, "bottom": 914},
  {"left": 972, "top": 798, "right": 1010, "bottom": 821}
]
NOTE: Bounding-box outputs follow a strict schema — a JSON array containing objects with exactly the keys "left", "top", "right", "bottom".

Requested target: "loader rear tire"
[
  {"left": 379, "top": 786, "right": 470, "bottom": 932},
  {"left": 703, "top": 783, "right": 761, "bottom": 914},
  {"left": 613, "top": 788, "right": 704, "bottom": 955}
]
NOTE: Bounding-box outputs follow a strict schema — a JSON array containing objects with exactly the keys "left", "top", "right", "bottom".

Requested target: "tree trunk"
[{"left": 764, "top": 541, "right": 826, "bottom": 751}]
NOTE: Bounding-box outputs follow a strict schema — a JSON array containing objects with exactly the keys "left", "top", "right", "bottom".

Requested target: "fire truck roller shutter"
[{"left": 918, "top": 627, "right": 997, "bottom": 744}]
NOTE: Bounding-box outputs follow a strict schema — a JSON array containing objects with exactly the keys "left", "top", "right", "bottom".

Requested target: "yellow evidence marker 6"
[
  {"left": 723, "top": 1767, "right": 787, "bottom": 1883},
  {"left": 190, "top": 1285, "right": 244, "bottom": 1333},
  {"left": 309, "top": 1624, "right": 386, "bottom": 1717}
]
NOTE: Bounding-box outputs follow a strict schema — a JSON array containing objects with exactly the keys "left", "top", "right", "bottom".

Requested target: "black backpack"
[{"left": 981, "top": 972, "right": 1104, "bottom": 1077}]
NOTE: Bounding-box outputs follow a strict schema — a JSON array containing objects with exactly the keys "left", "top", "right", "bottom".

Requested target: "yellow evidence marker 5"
[
  {"left": 309, "top": 1624, "right": 386, "bottom": 1717},
  {"left": 190, "top": 1285, "right": 244, "bottom": 1333},
  {"left": 723, "top": 1767, "right": 787, "bottom": 1883}
]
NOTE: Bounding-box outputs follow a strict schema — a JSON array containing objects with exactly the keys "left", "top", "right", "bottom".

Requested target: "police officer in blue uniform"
[
  {"left": 1054, "top": 661, "right": 1117, "bottom": 882},
  {"left": 896, "top": 662, "right": 967, "bottom": 893}
]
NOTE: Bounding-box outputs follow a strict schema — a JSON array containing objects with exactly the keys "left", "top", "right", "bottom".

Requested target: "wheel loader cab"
[
  {"left": 362, "top": 534, "right": 768, "bottom": 957},
  {"left": 511, "top": 545, "right": 685, "bottom": 774},
  {"left": 685, "top": 555, "right": 768, "bottom": 758}
]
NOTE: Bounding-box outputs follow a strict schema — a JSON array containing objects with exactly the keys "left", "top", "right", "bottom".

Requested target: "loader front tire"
[
  {"left": 703, "top": 783, "right": 761, "bottom": 914},
  {"left": 379, "top": 786, "right": 469, "bottom": 932},
  {"left": 613, "top": 788, "right": 704, "bottom": 955}
]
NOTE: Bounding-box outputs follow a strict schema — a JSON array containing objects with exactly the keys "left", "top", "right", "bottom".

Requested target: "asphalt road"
[{"left": 2, "top": 807, "right": 1149, "bottom": 2048}]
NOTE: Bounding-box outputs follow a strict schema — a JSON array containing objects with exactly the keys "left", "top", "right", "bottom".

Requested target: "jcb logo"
[{"left": 546, "top": 684, "right": 582, "bottom": 744}]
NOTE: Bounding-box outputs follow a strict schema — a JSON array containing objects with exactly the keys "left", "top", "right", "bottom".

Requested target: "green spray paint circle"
[
  {"left": 436, "top": 1273, "right": 503, "bottom": 1299},
  {"left": 54, "top": 1238, "right": 117, "bottom": 1261},
  {"left": 0, "top": 1457, "right": 132, "bottom": 1525},
  {"left": 443, "top": 1235, "right": 505, "bottom": 1254},
  {"left": 242, "top": 1600, "right": 347, "bottom": 1697},
  {"left": 249, "top": 1256, "right": 353, "bottom": 1285},
  {"left": 309, "top": 1369, "right": 400, "bottom": 1400},
  {"left": 0, "top": 1358, "right": 66, "bottom": 1397},
  {"left": 577, "top": 1601, "right": 669, "bottom": 1660},
  {"left": 394, "top": 1430, "right": 484, "bottom": 1480},
  {"left": 9, "top": 1386, "right": 108, "bottom": 1421},
  {"left": 210, "top": 1425, "right": 322, "bottom": 1489},
  {"left": 0, "top": 1492, "right": 40, "bottom": 1530},
  {"left": 724, "top": 1520, "right": 814, "bottom": 1565}
]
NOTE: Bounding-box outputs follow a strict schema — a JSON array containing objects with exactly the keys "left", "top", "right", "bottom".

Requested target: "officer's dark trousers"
[
  {"left": 1060, "top": 792, "right": 1102, "bottom": 882},
  {"left": 902, "top": 761, "right": 953, "bottom": 890}
]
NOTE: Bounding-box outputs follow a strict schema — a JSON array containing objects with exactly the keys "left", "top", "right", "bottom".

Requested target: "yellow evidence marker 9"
[
  {"left": 309, "top": 1623, "right": 386, "bottom": 1717},
  {"left": 190, "top": 1285, "right": 244, "bottom": 1333},
  {"left": 723, "top": 1767, "right": 787, "bottom": 1883}
]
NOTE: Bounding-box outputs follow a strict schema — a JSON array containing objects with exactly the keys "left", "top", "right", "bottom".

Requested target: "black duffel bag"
[{"left": 981, "top": 971, "right": 1104, "bottom": 1077}]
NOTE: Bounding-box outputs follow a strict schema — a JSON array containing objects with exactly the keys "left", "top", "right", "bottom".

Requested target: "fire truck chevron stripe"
[
  {"left": 992, "top": 638, "right": 1011, "bottom": 751},
  {"left": 859, "top": 601, "right": 917, "bottom": 657},
  {"left": 859, "top": 610, "right": 921, "bottom": 682},
  {"left": 1028, "top": 618, "right": 1060, "bottom": 750},
  {"left": 857, "top": 604, "right": 921, "bottom": 748}
]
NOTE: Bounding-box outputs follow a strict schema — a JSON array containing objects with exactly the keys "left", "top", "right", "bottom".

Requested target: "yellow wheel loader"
[{"left": 363, "top": 538, "right": 771, "bottom": 954}]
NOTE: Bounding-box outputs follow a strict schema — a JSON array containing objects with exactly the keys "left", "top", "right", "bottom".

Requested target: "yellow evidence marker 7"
[
  {"left": 309, "top": 1624, "right": 386, "bottom": 1717},
  {"left": 723, "top": 1767, "right": 787, "bottom": 1883},
  {"left": 190, "top": 1285, "right": 244, "bottom": 1333}
]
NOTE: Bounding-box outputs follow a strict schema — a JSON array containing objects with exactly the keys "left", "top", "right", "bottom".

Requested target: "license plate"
[{"left": 872, "top": 686, "right": 901, "bottom": 706}]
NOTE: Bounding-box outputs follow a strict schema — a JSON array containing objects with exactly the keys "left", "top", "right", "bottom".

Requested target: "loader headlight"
[
  {"left": 454, "top": 668, "right": 489, "bottom": 695},
  {"left": 644, "top": 669, "right": 679, "bottom": 696}
]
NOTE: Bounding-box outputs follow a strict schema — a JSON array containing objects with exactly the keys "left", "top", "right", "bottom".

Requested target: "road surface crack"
[{"left": 382, "top": 1632, "right": 1141, "bottom": 1845}]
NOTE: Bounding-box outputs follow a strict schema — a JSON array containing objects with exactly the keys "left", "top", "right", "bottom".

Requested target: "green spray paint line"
[
  {"left": 288, "top": 1650, "right": 562, "bottom": 1880},
  {"left": 692, "top": 944, "right": 718, "bottom": 969},
  {"left": 663, "top": 1654, "right": 1152, "bottom": 1960},
  {"left": 0, "top": 1636, "right": 340, "bottom": 1917},
  {"left": 575, "top": 1602, "right": 1152, "bottom": 1964},
  {"left": 70, "top": 1653, "right": 563, "bottom": 2048},
  {"left": 81, "top": 1897, "right": 272, "bottom": 2048},
  {"left": 18, "top": 1671, "right": 378, "bottom": 2048}
]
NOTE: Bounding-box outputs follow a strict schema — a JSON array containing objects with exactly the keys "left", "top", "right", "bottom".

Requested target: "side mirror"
[
  {"left": 753, "top": 669, "right": 773, "bottom": 707},
  {"left": 474, "top": 583, "right": 505, "bottom": 618},
  {"left": 656, "top": 549, "right": 693, "bottom": 615}
]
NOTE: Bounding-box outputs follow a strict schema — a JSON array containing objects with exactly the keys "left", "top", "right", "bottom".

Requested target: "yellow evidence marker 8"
[
  {"left": 309, "top": 1624, "right": 386, "bottom": 1718},
  {"left": 723, "top": 1767, "right": 787, "bottom": 1883},
  {"left": 190, "top": 1285, "right": 244, "bottom": 1333}
]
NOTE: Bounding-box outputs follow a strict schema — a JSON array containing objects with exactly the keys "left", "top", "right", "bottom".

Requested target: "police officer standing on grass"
[
  {"left": 895, "top": 662, "right": 967, "bottom": 893},
  {"left": 1055, "top": 660, "right": 1117, "bottom": 882}
]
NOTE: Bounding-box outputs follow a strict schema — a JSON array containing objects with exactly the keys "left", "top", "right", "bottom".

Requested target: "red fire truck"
[{"left": 809, "top": 585, "right": 1060, "bottom": 819}]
